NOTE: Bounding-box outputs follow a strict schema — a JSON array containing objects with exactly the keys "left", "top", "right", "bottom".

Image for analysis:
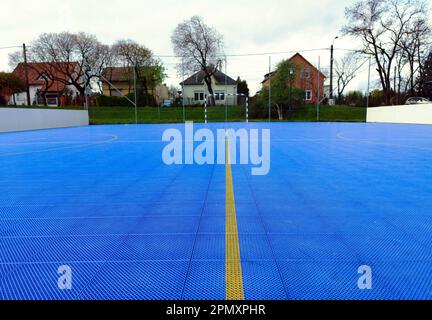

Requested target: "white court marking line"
[
  {"left": 0, "top": 135, "right": 119, "bottom": 157},
  {"left": 0, "top": 139, "right": 166, "bottom": 146},
  {"left": 0, "top": 138, "right": 49, "bottom": 145},
  {"left": 0, "top": 141, "right": 105, "bottom": 146},
  {"left": 0, "top": 215, "right": 200, "bottom": 221},
  {"left": 336, "top": 132, "right": 432, "bottom": 152}
]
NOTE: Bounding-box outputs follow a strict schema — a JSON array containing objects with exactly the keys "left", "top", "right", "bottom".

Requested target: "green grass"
[
  {"left": 88, "top": 105, "right": 366, "bottom": 124},
  {"left": 88, "top": 106, "right": 247, "bottom": 124},
  {"left": 1, "top": 104, "right": 367, "bottom": 124},
  {"left": 288, "top": 105, "right": 367, "bottom": 122}
]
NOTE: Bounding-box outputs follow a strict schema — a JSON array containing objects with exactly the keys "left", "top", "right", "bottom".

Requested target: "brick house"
[
  {"left": 101, "top": 67, "right": 169, "bottom": 105},
  {"left": 261, "top": 53, "right": 326, "bottom": 105},
  {"left": 11, "top": 62, "right": 82, "bottom": 107}
]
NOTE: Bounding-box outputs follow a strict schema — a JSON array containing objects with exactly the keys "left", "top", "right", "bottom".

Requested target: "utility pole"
[
  {"left": 366, "top": 56, "right": 371, "bottom": 109},
  {"left": 182, "top": 58, "right": 185, "bottom": 122},
  {"left": 330, "top": 45, "right": 334, "bottom": 100},
  {"left": 317, "top": 56, "right": 321, "bottom": 122},
  {"left": 225, "top": 56, "right": 228, "bottom": 122},
  {"left": 288, "top": 68, "right": 293, "bottom": 114},
  {"left": 133, "top": 67, "right": 138, "bottom": 124},
  {"left": 22, "top": 43, "right": 31, "bottom": 106},
  {"left": 394, "top": 65, "right": 397, "bottom": 104},
  {"left": 329, "top": 36, "right": 338, "bottom": 103},
  {"left": 268, "top": 56, "right": 272, "bottom": 122}
]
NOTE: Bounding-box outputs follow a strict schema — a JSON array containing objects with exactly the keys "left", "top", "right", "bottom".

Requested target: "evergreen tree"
[
  {"left": 416, "top": 52, "right": 432, "bottom": 99},
  {"left": 236, "top": 77, "right": 250, "bottom": 97}
]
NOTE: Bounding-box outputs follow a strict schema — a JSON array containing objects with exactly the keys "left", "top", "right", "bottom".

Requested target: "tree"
[
  {"left": 168, "top": 85, "right": 179, "bottom": 99},
  {"left": 334, "top": 53, "right": 366, "bottom": 99},
  {"left": 112, "top": 40, "right": 165, "bottom": 106},
  {"left": 237, "top": 77, "right": 249, "bottom": 103},
  {"left": 0, "top": 72, "right": 26, "bottom": 105},
  {"left": 10, "top": 32, "right": 111, "bottom": 100},
  {"left": 343, "top": 90, "right": 366, "bottom": 107},
  {"left": 398, "top": 16, "right": 431, "bottom": 97},
  {"left": 416, "top": 52, "right": 432, "bottom": 99},
  {"left": 258, "top": 60, "right": 304, "bottom": 120},
  {"left": 172, "top": 16, "right": 224, "bottom": 105},
  {"left": 343, "top": 0, "right": 429, "bottom": 104},
  {"left": 369, "top": 89, "right": 386, "bottom": 106},
  {"left": 236, "top": 77, "right": 249, "bottom": 97}
]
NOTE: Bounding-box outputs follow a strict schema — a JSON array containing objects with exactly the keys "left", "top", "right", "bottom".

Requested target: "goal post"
[{"left": 203, "top": 93, "right": 249, "bottom": 124}]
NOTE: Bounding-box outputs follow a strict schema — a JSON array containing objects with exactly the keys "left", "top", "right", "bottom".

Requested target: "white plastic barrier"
[
  {"left": 367, "top": 104, "right": 432, "bottom": 125},
  {"left": 0, "top": 108, "right": 89, "bottom": 133}
]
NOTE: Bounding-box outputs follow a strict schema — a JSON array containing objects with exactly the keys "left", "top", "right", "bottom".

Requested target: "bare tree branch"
[{"left": 172, "top": 16, "right": 224, "bottom": 105}]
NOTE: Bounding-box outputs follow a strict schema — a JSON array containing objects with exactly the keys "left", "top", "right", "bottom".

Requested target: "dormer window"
[{"left": 37, "top": 72, "right": 53, "bottom": 81}]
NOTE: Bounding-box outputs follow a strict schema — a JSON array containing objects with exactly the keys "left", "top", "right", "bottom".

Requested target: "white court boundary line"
[
  {"left": 336, "top": 132, "right": 432, "bottom": 152},
  {"left": 0, "top": 135, "right": 119, "bottom": 157}
]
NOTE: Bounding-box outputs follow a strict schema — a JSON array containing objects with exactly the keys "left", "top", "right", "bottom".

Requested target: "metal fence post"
[
  {"left": 246, "top": 96, "right": 249, "bottom": 123},
  {"left": 204, "top": 95, "right": 208, "bottom": 124}
]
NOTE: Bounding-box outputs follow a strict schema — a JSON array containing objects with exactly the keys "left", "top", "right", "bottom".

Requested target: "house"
[
  {"left": 101, "top": 67, "right": 169, "bottom": 105},
  {"left": 261, "top": 53, "right": 326, "bottom": 105},
  {"left": 323, "top": 85, "right": 331, "bottom": 99},
  {"left": 10, "top": 62, "right": 81, "bottom": 107},
  {"left": 180, "top": 70, "right": 238, "bottom": 105}
]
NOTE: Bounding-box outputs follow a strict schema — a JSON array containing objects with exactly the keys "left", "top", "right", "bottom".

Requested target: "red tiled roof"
[
  {"left": 102, "top": 67, "right": 133, "bottom": 82},
  {"left": 262, "top": 53, "right": 326, "bottom": 82},
  {"left": 12, "top": 62, "right": 79, "bottom": 93},
  {"left": 288, "top": 53, "right": 326, "bottom": 79}
]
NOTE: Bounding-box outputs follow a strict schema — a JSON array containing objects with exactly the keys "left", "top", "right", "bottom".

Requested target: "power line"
[
  {"left": 333, "top": 47, "right": 370, "bottom": 53},
  {"left": 1, "top": 44, "right": 366, "bottom": 57},
  {"left": 154, "top": 48, "right": 330, "bottom": 58},
  {"left": 0, "top": 45, "right": 22, "bottom": 50},
  {"left": 224, "top": 48, "right": 330, "bottom": 57}
]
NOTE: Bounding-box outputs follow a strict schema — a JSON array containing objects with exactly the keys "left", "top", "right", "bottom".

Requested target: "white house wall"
[
  {"left": 66, "top": 84, "right": 80, "bottom": 97},
  {"left": 10, "top": 84, "right": 81, "bottom": 107},
  {"left": 183, "top": 82, "right": 238, "bottom": 105},
  {"left": 10, "top": 85, "right": 42, "bottom": 106}
]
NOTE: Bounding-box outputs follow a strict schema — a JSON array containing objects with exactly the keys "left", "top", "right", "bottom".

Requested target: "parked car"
[
  {"left": 405, "top": 97, "right": 431, "bottom": 105},
  {"left": 161, "top": 99, "right": 173, "bottom": 107}
]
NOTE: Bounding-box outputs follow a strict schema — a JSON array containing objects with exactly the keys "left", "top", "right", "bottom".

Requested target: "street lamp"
[
  {"left": 330, "top": 36, "right": 339, "bottom": 103},
  {"left": 288, "top": 68, "right": 294, "bottom": 113}
]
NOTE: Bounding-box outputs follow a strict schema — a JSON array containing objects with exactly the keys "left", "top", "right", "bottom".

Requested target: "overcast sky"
[{"left": 0, "top": 0, "right": 376, "bottom": 94}]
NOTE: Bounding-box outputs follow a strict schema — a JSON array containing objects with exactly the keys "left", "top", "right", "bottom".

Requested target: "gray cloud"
[{"left": 1, "top": 0, "right": 376, "bottom": 93}]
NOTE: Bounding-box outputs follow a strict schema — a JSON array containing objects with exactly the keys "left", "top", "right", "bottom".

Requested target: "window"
[
  {"left": 301, "top": 68, "right": 310, "bottom": 79},
  {"left": 215, "top": 91, "right": 225, "bottom": 101},
  {"left": 305, "top": 90, "right": 312, "bottom": 101},
  {"left": 194, "top": 91, "right": 205, "bottom": 101}
]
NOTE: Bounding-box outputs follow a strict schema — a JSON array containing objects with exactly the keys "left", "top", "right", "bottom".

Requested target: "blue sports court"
[{"left": 1, "top": 122, "right": 432, "bottom": 300}]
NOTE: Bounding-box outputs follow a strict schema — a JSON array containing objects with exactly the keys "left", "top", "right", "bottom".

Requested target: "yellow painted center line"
[{"left": 225, "top": 134, "right": 245, "bottom": 300}]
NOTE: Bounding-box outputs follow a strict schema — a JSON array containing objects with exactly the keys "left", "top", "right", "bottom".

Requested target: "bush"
[
  {"left": 96, "top": 94, "right": 134, "bottom": 107},
  {"left": 368, "top": 90, "right": 386, "bottom": 107},
  {"left": 249, "top": 88, "right": 305, "bottom": 120},
  {"left": 342, "top": 91, "right": 365, "bottom": 107}
]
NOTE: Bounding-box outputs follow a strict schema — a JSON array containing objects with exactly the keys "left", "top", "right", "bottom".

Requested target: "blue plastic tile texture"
[{"left": 1, "top": 123, "right": 432, "bottom": 300}]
